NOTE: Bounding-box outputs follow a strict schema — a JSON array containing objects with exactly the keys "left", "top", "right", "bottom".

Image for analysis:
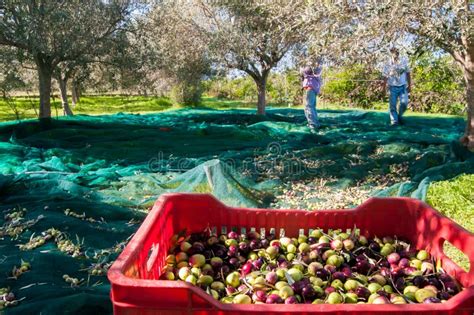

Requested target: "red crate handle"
[{"left": 425, "top": 205, "right": 474, "bottom": 287}]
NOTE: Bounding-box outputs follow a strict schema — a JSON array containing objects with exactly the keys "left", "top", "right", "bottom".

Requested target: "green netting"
[{"left": 0, "top": 108, "right": 473, "bottom": 314}]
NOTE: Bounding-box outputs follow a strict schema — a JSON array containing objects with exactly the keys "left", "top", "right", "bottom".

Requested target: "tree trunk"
[
  {"left": 37, "top": 59, "right": 53, "bottom": 119},
  {"left": 59, "top": 78, "right": 74, "bottom": 116},
  {"left": 71, "top": 80, "right": 80, "bottom": 107},
  {"left": 457, "top": 42, "right": 473, "bottom": 149},
  {"left": 460, "top": 68, "right": 474, "bottom": 150},
  {"left": 256, "top": 76, "right": 268, "bottom": 115}
]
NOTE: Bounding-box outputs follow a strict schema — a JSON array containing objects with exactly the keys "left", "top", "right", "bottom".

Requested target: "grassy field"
[
  {"left": 427, "top": 174, "right": 474, "bottom": 271},
  {"left": 0, "top": 95, "right": 464, "bottom": 122},
  {"left": 0, "top": 95, "right": 174, "bottom": 121}
]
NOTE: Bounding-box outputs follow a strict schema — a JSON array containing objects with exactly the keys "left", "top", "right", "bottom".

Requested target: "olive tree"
[
  {"left": 305, "top": 0, "right": 474, "bottom": 149},
  {"left": 196, "top": 0, "right": 313, "bottom": 115},
  {"left": 152, "top": 0, "right": 312, "bottom": 114},
  {"left": 0, "top": 46, "right": 25, "bottom": 98},
  {"left": 0, "top": 1, "right": 133, "bottom": 119},
  {"left": 145, "top": 2, "right": 210, "bottom": 105}
]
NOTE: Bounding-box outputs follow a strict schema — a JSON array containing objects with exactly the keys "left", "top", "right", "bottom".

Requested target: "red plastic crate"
[{"left": 108, "top": 193, "right": 474, "bottom": 314}]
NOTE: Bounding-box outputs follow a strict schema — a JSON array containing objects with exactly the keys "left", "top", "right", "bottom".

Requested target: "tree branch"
[
  {"left": 452, "top": 50, "right": 466, "bottom": 68},
  {"left": 0, "top": 34, "right": 28, "bottom": 50}
]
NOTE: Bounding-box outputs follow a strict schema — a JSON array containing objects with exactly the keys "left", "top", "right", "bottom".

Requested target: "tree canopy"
[{"left": 0, "top": 0, "right": 473, "bottom": 148}]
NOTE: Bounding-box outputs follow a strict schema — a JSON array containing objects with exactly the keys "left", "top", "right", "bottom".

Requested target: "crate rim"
[{"left": 108, "top": 193, "right": 474, "bottom": 311}]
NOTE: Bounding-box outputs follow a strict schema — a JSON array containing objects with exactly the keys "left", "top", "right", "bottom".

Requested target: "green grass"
[
  {"left": 199, "top": 96, "right": 294, "bottom": 109},
  {"left": 200, "top": 96, "right": 463, "bottom": 118},
  {"left": 427, "top": 174, "right": 474, "bottom": 271},
  {"left": 0, "top": 94, "right": 463, "bottom": 122},
  {"left": 0, "top": 95, "right": 174, "bottom": 121}
]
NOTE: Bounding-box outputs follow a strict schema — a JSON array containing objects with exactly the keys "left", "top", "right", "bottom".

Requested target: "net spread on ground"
[{"left": 0, "top": 108, "right": 473, "bottom": 314}]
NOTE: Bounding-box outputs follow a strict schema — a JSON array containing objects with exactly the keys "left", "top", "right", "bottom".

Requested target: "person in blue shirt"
[
  {"left": 301, "top": 60, "right": 323, "bottom": 133},
  {"left": 382, "top": 47, "right": 412, "bottom": 126}
]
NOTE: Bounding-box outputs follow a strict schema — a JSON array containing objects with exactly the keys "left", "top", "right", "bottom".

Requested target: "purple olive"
[
  {"left": 241, "top": 262, "right": 253, "bottom": 275},
  {"left": 279, "top": 260, "right": 289, "bottom": 269},
  {"left": 424, "top": 297, "right": 441, "bottom": 303},
  {"left": 413, "top": 276, "right": 428, "bottom": 288},
  {"left": 210, "top": 257, "right": 223, "bottom": 269},
  {"left": 308, "top": 237, "right": 317, "bottom": 244},
  {"left": 379, "top": 260, "right": 390, "bottom": 268},
  {"left": 316, "top": 242, "right": 331, "bottom": 251},
  {"left": 300, "top": 278, "right": 311, "bottom": 286},
  {"left": 356, "top": 254, "right": 367, "bottom": 262},
  {"left": 229, "top": 257, "right": 240, "bottom": 268},
  {"left": 239, "top": 242, "right": 249, "bottom": 254},
  {"left": 215, "top": 249, "right": 226, "bottom": 258},
  {"left": 213, "top": 243, "right": 226, "bottom": 251},
  {"left": 340, "top": 262, "right": 351, "bottom": 269},
  {"left": 395, "top": 277, "right": 406, "bottom": 291},
  {"left": 252, "top": 258, "right": 264, "bottom": 270},
  {"left": 390, "top": 267, "right": 404, "bottom": 280},
  {"left": 291, "top": 281, "right": 304, "bottom": 294},
  {"left": 355, "top": 286, "right": 370, "bottom": 299},
  {"left": 403, "top": 266, "right": 418, "bottom": 276},
  {"left": 379, "top": 267, "right": 390, "bottom": 278},
  {"left": 192, "top": 242, "right": 205, "bottom": 252},
  {"left": 439, "top": 273, "right": 453, "bottom": 284},
  {"left": 439, "top": 291, "right": 451, "bottom": 300},
  {"left": 265, "top": 271, "right": 278, "bottom": 285},
  {"left": 285, "top": 296, "right": 298, "bottom": 304},
  {"left": 332, "top": 271, "right": 346, "bottom": 282},
  {"left": 260, "top": 239, "right": 270, "bottom": 248},
  {"left": 249, "top": 239, "right": 260, "bottom": 250},
  {"left": 203, "top": 250, "right": 213, "bottom": 259},
  {"left": 444, "top": 281, "right": 459, "bottom": 295},
  {"left": 301, "top": 285, "right": 316, "bottom": 300},
  {"left": 228, "top": 231, "right": 239, "bottom": 240},
  {"left": 316, "top": 268, "right": 330, "bottom": 280},
  {"left": 377, "top": 290, "right": 389, "bottom": 298},
  {"left": 428, "top": 277, "right": 442, "bottom": 290},
  {"left": 369, "top": 242, "right": 381, "bottom": 252},
  {"left": 220, "top": 265, "right": 230, "bottom": 275},
  {"left": 252, "top": 290, "right": 267, "bottom": 302},
  {"left": 354, "top": 260, "right": 371, "bottom": 274},
  {"left": 227, "top": 245, "right": 238, "bottom": 257},
  {"left": 398, "top": 258, "right": 410, "bottom": 268},
  {"left": 341, "top": 266, "right": 353, "bottom": 278},
  {"left": 266, "top": 293, "right": 283, "bottom": 304},
  {"left": 324, "top": 264, "right": 336, "bottom": 274},
  {"left": 387, "top": 253, "right": 400, "bottom": 264}
]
